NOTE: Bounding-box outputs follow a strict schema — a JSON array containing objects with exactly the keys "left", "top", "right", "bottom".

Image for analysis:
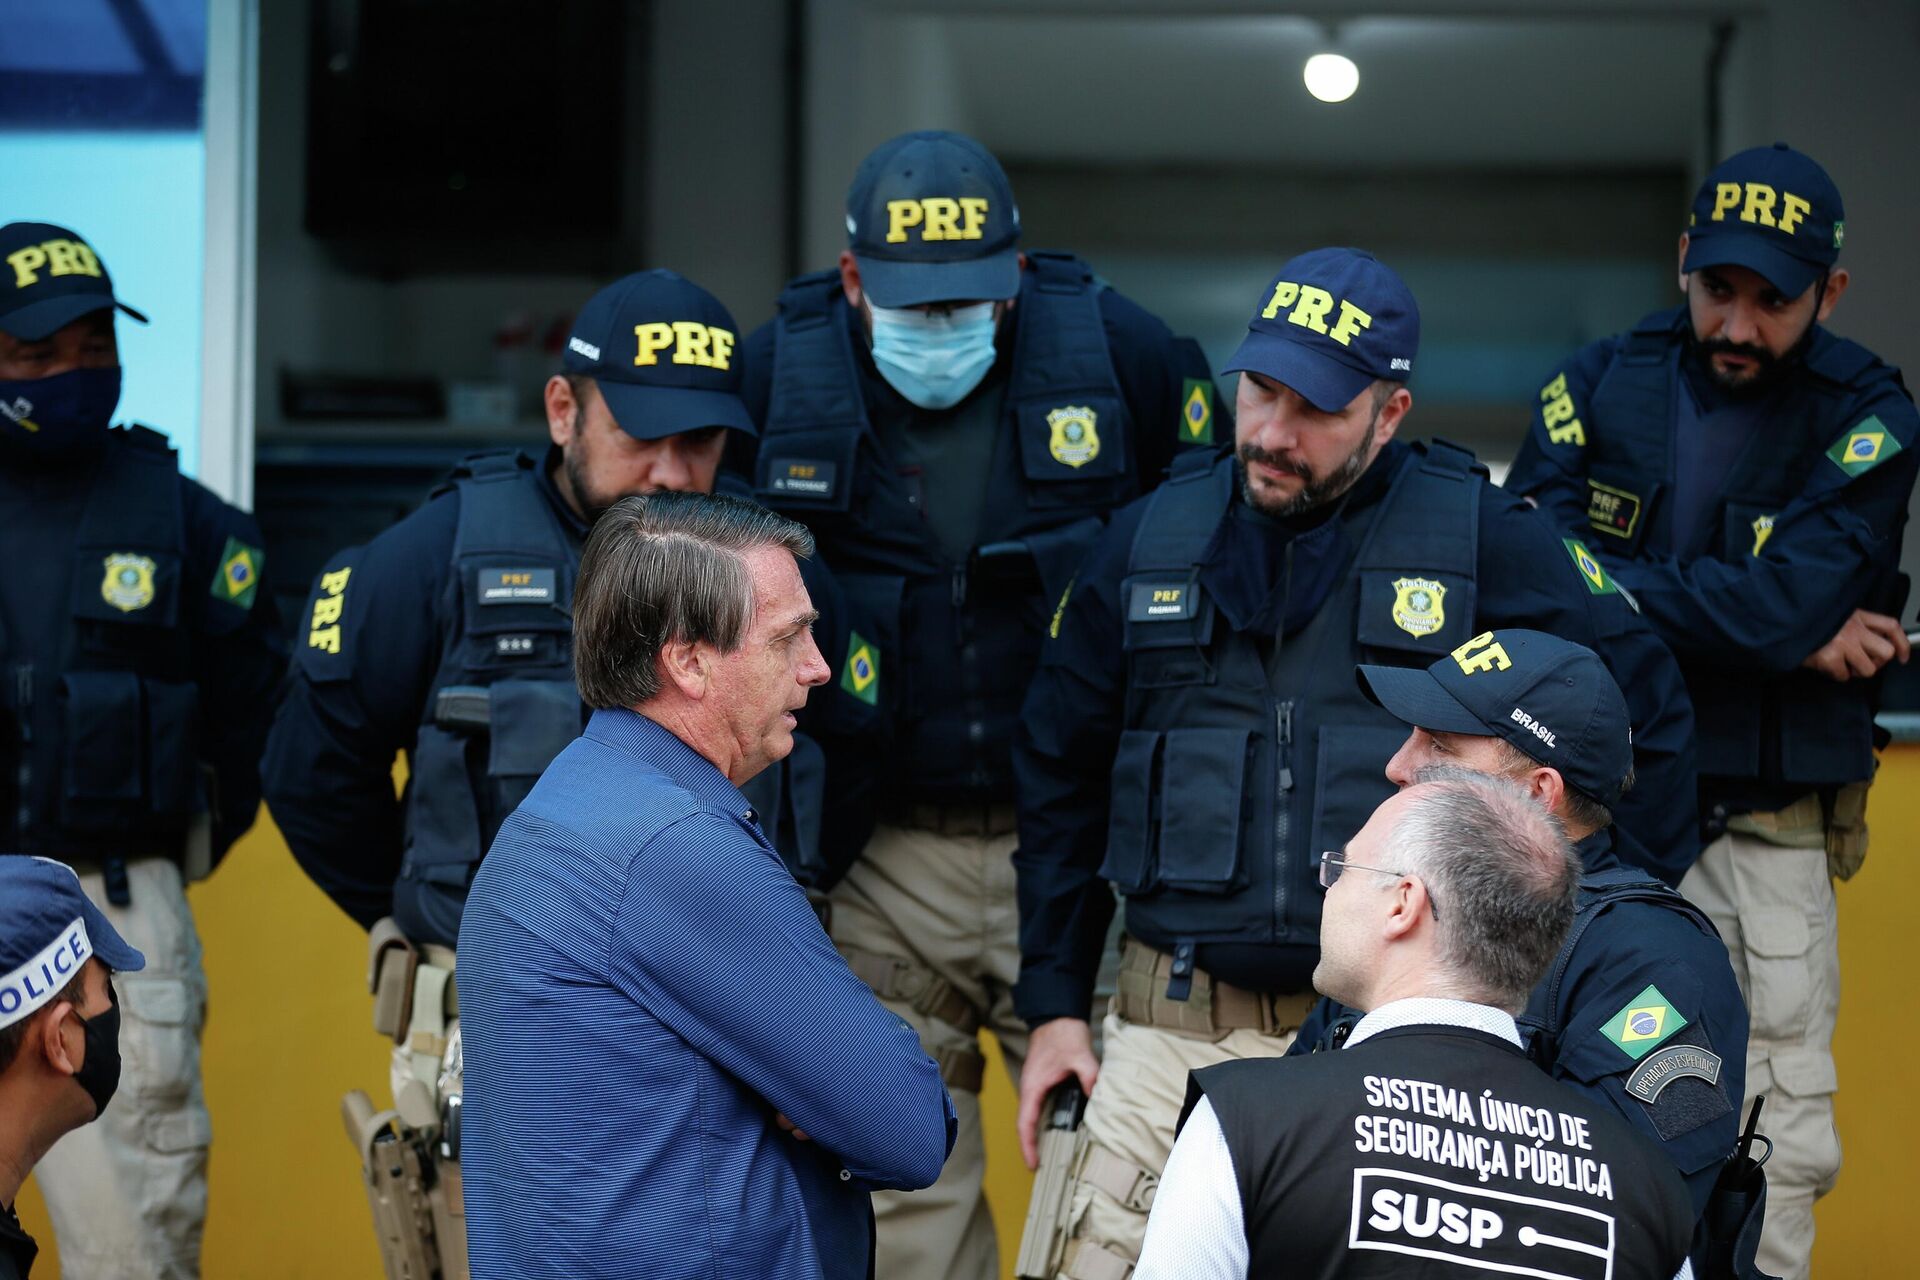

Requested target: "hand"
[
  {"left": 1018, "top": 1017, "right": 1100, "bottom": 1170},
  {"left": 776, "top": 1113, "right": 811, "bottom": 1143},
  {"left": 1801, "top": 609, "right": 1911, "bottom": 681}
]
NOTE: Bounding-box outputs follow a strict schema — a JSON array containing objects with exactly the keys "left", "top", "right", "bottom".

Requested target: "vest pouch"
[
  {"left": 459, "top": 563, "right": 572, "bottom": 675},
  {"left": 59, "top": 672, "right": 145, "bottom": 829},
  {"left": 403, "top": 725, "right": 485, "bottom": 889},
  {"left": 143, "top": 678, "right": 200, "bottom": 820},
  {"left": 485, "top": 678, "right": 584, "bottom": 830},
  {"left": 1014, "top": 396, "right": 1130, "bottom": 510},
  {"left": 1122, "top": 575, "right": 1215, "bottom": 690},
  {"left": 756, "top": 428, "right": 861, "bottom": 514},
  {"left": 1354, "top": 571, "right": 1477, "bottom": 658},
  {"left": 1308, "top": 724, "right": 1406, "bottom": 868},
  {"left": 1584, "top": 466, "right": 1659, "bottom": 554},
  {"left": 1101, "top": 730, "right": 1163, "bottom": 893},
  {"left": 1155, "top": 728, "right": 1251, "bottom": 893}
]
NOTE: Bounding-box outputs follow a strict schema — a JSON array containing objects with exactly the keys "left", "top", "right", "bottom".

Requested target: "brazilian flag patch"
[
  {"left": 1826, "top": 415, "right": 1903, "bottom": 478},
  {"left": 841, "top": 630, "right": 880, "bottom": 706},
  {"left": 1600, "top": 984, "right": 1688, "bottom": 1061},
  {"left": 1561, "top": 538, "right": 1617, "bottom": 596},
  {"left": 1180, "top": 378, "right": 1215, "bottom": 445},
  {"left": 211, "top": 536, "right": 264, "bottom": 610}
]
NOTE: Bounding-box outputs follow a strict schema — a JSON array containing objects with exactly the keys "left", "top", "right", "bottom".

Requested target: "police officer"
[
  {"left": 0, "top": 221, "right": 284, "bottom": 1279},
  {"left": 1504, "top": 143, "right": 1918, "bottom": 1280},
  {"left": 1013, "top": 248, "right": 1699, "bottom": 1279},
  {"left": 735, "top": 129, "right": 1220, "bottom": 1280},
  {"left": 262, "top": 269, "right": 877, "bottom": 1279},
  {"left": 1288, "top": 630, "right": 1748, "bottom": 1220},
  {"left": 1134, "top": 774, "right": 1696, "bottom": 1280}
]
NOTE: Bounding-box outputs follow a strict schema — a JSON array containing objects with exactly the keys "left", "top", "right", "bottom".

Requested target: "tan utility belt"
[{"left": 1113, "top": 938, "right": 1317, "bottom": 1040}]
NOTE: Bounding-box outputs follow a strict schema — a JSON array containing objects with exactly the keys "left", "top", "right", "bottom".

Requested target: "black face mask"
[
  {"left": 72, "top": 978, "right": 124, "bottom": 1120},
  {"left": 0, "top": 366, "right": 122, "bottom": 465}
]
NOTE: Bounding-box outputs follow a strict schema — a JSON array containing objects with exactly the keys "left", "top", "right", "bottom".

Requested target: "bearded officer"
[
  {"left": 262, "top": 269, "right": 878, "bottom": 1279},
  {"left": 735, "top": 129, "right": 1220, "bottom": 1280},
  {"left": 1504, "top": 143, "right": 1918, "bottom": 1280},
  {"left": 0, "top": 221, "right": 285, "bottom": 1279},
  {"left": 1012, "top": 248, "right": 1698, "bottom": 1279}
]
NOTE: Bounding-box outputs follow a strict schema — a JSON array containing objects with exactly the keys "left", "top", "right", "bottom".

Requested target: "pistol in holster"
[
  {"left": 1015, "top": 1080, "right": 1089, "bottom": 1279},
  {"left": 343, "top": 1089, "right": 446, "bottom": 1280}
]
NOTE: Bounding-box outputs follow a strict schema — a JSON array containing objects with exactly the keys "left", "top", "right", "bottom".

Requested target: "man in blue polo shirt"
[{"left": 457, "top": 491, "right": 954, "bottom": 1280}]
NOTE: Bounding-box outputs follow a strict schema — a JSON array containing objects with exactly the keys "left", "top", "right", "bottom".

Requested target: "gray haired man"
[{"left": 1136, "top": 774, "right": 1697, "bottom": 1280}]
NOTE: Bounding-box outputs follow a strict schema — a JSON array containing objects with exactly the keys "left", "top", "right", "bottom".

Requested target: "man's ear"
[
  {"left": 1524, "top": 765, "right": 1567, "bottom": 815},
  {"left": 1380, "top": 878, "right": 1429, "bottom": 943},
  {"left": 1816, "top": 268, "right": 1850, "bottom": 323},
  {"left": 38, "top": 1001, "right": 84, "bottom": 1076},
  {"left": 658, "top": 637, "right": 711, "bottom": 701},
  {"left": 838, "top": 251, "right": 863, "bottom": 311},
  {"left": 1675, "top": 233, "right": 1692, "bottom": 294},
  {"left": 546, "top": 375, "right": 579, "bottom": 449}
]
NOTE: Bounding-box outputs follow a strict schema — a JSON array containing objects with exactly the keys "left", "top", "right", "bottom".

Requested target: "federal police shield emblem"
[
  {"left": 1046, "top": 406, "right": 1100, "bottom": 469},
  {"left": 1390, "top": 577, "right": 1446, "bottom": 638},
  {"left": 101, "top": 553, "right": 156, "bottom": 613}
]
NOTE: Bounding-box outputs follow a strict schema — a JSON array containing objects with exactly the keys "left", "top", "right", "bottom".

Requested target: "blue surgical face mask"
[
  {"left": 867, "top": 302, "right": 999, "bottom": 411},
  {"left": 0, "top": 366, "right": 122, "bottom": 465}
]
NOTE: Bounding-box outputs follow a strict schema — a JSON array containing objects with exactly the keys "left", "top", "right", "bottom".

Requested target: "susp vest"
[
  {"left": 1586, "top": 308, "right": 1902, "bottom": 786},
  {"left": 392, "top": 452, "right": 585, "bottom": 948},
  {"left": 3, "top": 427, "right": 202, "bottom": 862},
  {"left": 755, "top": 253, "right": 1136, "bottom": 800},
  {"left": 1105, "top": 443, "right": 1480, "bottom": 956}
]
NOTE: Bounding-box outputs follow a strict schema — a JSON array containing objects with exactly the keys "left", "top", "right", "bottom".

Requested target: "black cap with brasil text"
[
  {"left": 0, "top": 221, "right": 149, "bottom": 342},
  {"left": 844, "top": 130, "right": 1021, "bottom": 308},
  {"left": 561, "top": 269, "right": 755, "bottom": 441},
  {"left": 1683, "top": 143, "right": 1844, "bottom": 299},
  {"left": 1358, "top": 629, "right": 1634, "bottom": 806}
]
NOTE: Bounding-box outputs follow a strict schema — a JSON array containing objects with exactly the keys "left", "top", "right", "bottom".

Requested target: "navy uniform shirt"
[
  {"left": 262, "top": 447, "right": 875, "bottom": 927},
  {"left": 1013, "top": 439, "right": 1699, "bottom": 1024},
  {"left": 1290, "top": 828, "right": 1748, "bottom": 1216},
  {"left": 0, "top": 430, "right": 285, "bottom": 862}
]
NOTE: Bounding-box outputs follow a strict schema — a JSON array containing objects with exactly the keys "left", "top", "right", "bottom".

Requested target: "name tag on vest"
[
  {"left": 767, "top": 459, "right": 838, "bottom": 498},
  {"left": 478, "top": 568, "right": 556, "bottom": 605},
  {"left": 1128, "top": 582, "right": 1199, "bottom": 621}
]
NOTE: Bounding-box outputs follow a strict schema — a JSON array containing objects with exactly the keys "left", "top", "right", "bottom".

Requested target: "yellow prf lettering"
[
  {"left": 1741, "top": 183, "right": 1779, "bottom": 228},
  {"left": 1153, "top": 588, "right": 1181, "bottom": 603},
  {"left": 1451, "top": 631, "right": 1513, "bottom": 676},
  {"left": 311, "top": 593, "right": 345, "bottom": 627},
  {"left": 318, "top": 567, "right": 353, "bottom": 596},
  {"left": 634, "top": 323, "right": 675, "bottom": 366},
  {"left": 309, "top": 566, "right": 351, "bottom": 651},
  {"left": 1548, "top": 419, "right": 1586, "bottom": 446},
  {"left": 959, "top": 197, "right": 989, "bottom": 238},
  {"left": 1327, "top": 299, "right": 1373, "bottom": 347},
  {"left": 709, "top": 326, "right": 735, "bottom": 369},
  {"left": 1541, "top": 395, "right": 1576, "bottom": 427},
  {"left": 885, "top": 199, "right": 924, "bottom": 243},
  {"left": 6, "top": 245, "right": 48, "bottom": 288},
  {"left": 671, "top": 321, "right": 712, "bottom": 366},
  {"left": 1261, "top": 281, "right": 1300, "bottom": 319},
  {"left": 1778, "top": 192, "right": 1812, "bottom": 236},
  {"left": 1541, "top": 373, "right": 1568, "bottom": 402},
  {"left": 1289, "top": 286, "right": 1335, "bottom": 334},
  {"left": 42, "top": 239, "right": 100, "bottom": 279},
  {"left": 1711, "top": 182, "right": 1743, "bottom": 222},
  {"left": 308, "top": 624, "right": 342, "bottom": 654},
  {"left": 921, "top": 197, "right": 962, "bottom": 240}
]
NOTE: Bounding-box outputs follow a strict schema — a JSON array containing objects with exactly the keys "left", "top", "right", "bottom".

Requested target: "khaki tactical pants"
[
  {"left": 36, "top": 857, "right": 211, "bottom": 1280},
  {"left": 829, "top": 812, "right": 1029, "bottom": 1280},
  {"left": 1048, "top": 941, "right": 1312, "bottom": 1280},
  {"left": 1681, "top": 797, "right": 1847, "bottom": 1280}
]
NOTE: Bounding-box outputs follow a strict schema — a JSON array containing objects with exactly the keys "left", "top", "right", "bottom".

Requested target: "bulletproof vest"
[
  {"left": 2, "top": 426, "right": 203, "bottom": 862},
  {"left": 1197, "top": 1025, "right": 1695, "bottom": 1280},
  {"left": 1106, "top": 443, "right": 1480, "bottom": 956},
  {"left": 1586, "top": 308, "right": 1903, "bottom": 786},
  {"left": 755, "top": 252, "right": 1136, "bottom": 801},
  {"left": 392, "top": 452, "right": 586, "bottom": 948}
]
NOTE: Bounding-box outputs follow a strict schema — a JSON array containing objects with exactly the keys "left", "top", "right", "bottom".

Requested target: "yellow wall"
[{"left": 21, "top": 750, "right": 1920, "bottom": 1276}]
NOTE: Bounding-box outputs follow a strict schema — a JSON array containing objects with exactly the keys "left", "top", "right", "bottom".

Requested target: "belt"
[
  {"left": 880, "top": 801, "right": 1018, "bottom": 838},
  {"left": 1111, "top": 938, "right": 1317, "bottom": 1039}
]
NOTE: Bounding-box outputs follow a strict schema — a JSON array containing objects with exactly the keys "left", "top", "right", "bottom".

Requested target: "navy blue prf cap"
[
  {"left": 1357, "top": 629, "right": 1634, "bottom": 807},
  {"left": 0, "top": 222, "right": 149, "bottom": 342},
  {"left": 0, "top": 856, "right": 145, "bottom": 1032},
  {"left": 1683, "top": 143, "right": 1844, "bottom": 298},
  {"left": 1220, "top": 248, "right": 1420, "bottom": 413},
  {"left": 845, "top": 131, "right": 1021, "bottom": 308},
  {"left": 561, "top": 270, "right": 756, "bottom": 441}
]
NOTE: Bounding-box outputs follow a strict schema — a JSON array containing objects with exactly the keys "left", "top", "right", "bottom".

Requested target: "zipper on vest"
[
  {"left": 1273, "top": 698, "right": 1294, "bottom": 929},
  {"left": 12, "top": 664, "right": 31, "bottom": 837}
]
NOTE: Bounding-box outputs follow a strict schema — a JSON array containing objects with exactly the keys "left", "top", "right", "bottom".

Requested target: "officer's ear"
[
  {"left": 1815, "top": 268, "right": 1850, "bottom": 323},
  {"left": 546, "top": 375, "right": 581, "bottom": 448},
  {"left": 1675, "top": 234, "right": 1692, "bottom": 295},
  {"left": 1373, "top": 385, "right": 1413, "bottom": 446},
  {"left": 35, "top": 999, "right": 86, "bottom": 1078},
  {"left": 1515, "top": 764, "right": 1565, "bottom": 817},
  {"left": 838, "top": 252, "right": 864, "bottom": 312}
]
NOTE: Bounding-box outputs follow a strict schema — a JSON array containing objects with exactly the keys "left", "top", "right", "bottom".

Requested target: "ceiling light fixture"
[{"left": 1303, "top": 51, "right": 1359, "bottom": 104}]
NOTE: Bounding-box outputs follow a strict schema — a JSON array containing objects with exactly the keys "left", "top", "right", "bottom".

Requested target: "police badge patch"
[
  {"left": 1390, "top": 577, "right": 1446, "bottom": 637},
  {"left": 1046, "top": 406, "right": 1100, "bottom": 468},
  {"left": 101, "top": 553, "right": 157, "bottom": 613}
]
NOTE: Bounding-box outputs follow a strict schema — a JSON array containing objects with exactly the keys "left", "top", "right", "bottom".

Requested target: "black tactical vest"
[
  {"left": 1585, "top": 308, "right": 1904, "bottom": 786},
  {"left": 755, "top": 253, "right": 1137, "bottom": 801},
  {"left": 1103, "top": 443, "right": 1481, "bottom": 960},
  {"left": 4, "top": 427, "right": 203, "bottom": 862},
  {"left": 392, "top": 453, "right": 586, "bottom": 948},
  {"left": 1196, "top": 1025, "right": 1694, "bottom": 1280}
]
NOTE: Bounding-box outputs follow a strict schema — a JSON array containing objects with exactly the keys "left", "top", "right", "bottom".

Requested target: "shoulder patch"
[
  {"left": 1179, "top": 378, "right": 1215, "bottom": 445},
  {"left": 1538, "top": 371, "right": 1586, "bottom": 446},
  {"left": 307, "top": 564, "right": 353, "bottom": 655},
  {"left": 841, "top": 630, "right": 880, "bottom": 706},
  {"left": 1826, "top": 415, "right": 1904, "bottom": 477},
  {"left": 1561, "top": 538, "right": 1617, "bottom": 596},
  {"left": 211, "top": 536, "right": 264, "bottom": 610},
  {"left": 1599, "top": 983, "right": 1687, "bottom": 1061}
]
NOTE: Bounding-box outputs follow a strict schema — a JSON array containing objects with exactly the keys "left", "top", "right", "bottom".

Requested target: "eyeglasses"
[{"left": 1318, "top": 851, "right": 1440, "bottom": 920}]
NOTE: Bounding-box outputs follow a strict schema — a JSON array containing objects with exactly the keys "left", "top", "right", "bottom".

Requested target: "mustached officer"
[
  {"left": 0, "top": 221, "right": 285, "bottom": 1279},
  {"left": 262, "top": 270, "right": 879, "bottom": 1280},
  {"left": 1012, "top": 249, "right": 1700, "bottom": 1279},
  {"left": 734, "top": 129, "right": 1221, "bottom": 1280},
  {"left": 1504, "top": 143, "right": 1919, "bottom": 1280},
  {"left": 1288, "top": 631, "right": 1749, "bottom": 1229}
]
